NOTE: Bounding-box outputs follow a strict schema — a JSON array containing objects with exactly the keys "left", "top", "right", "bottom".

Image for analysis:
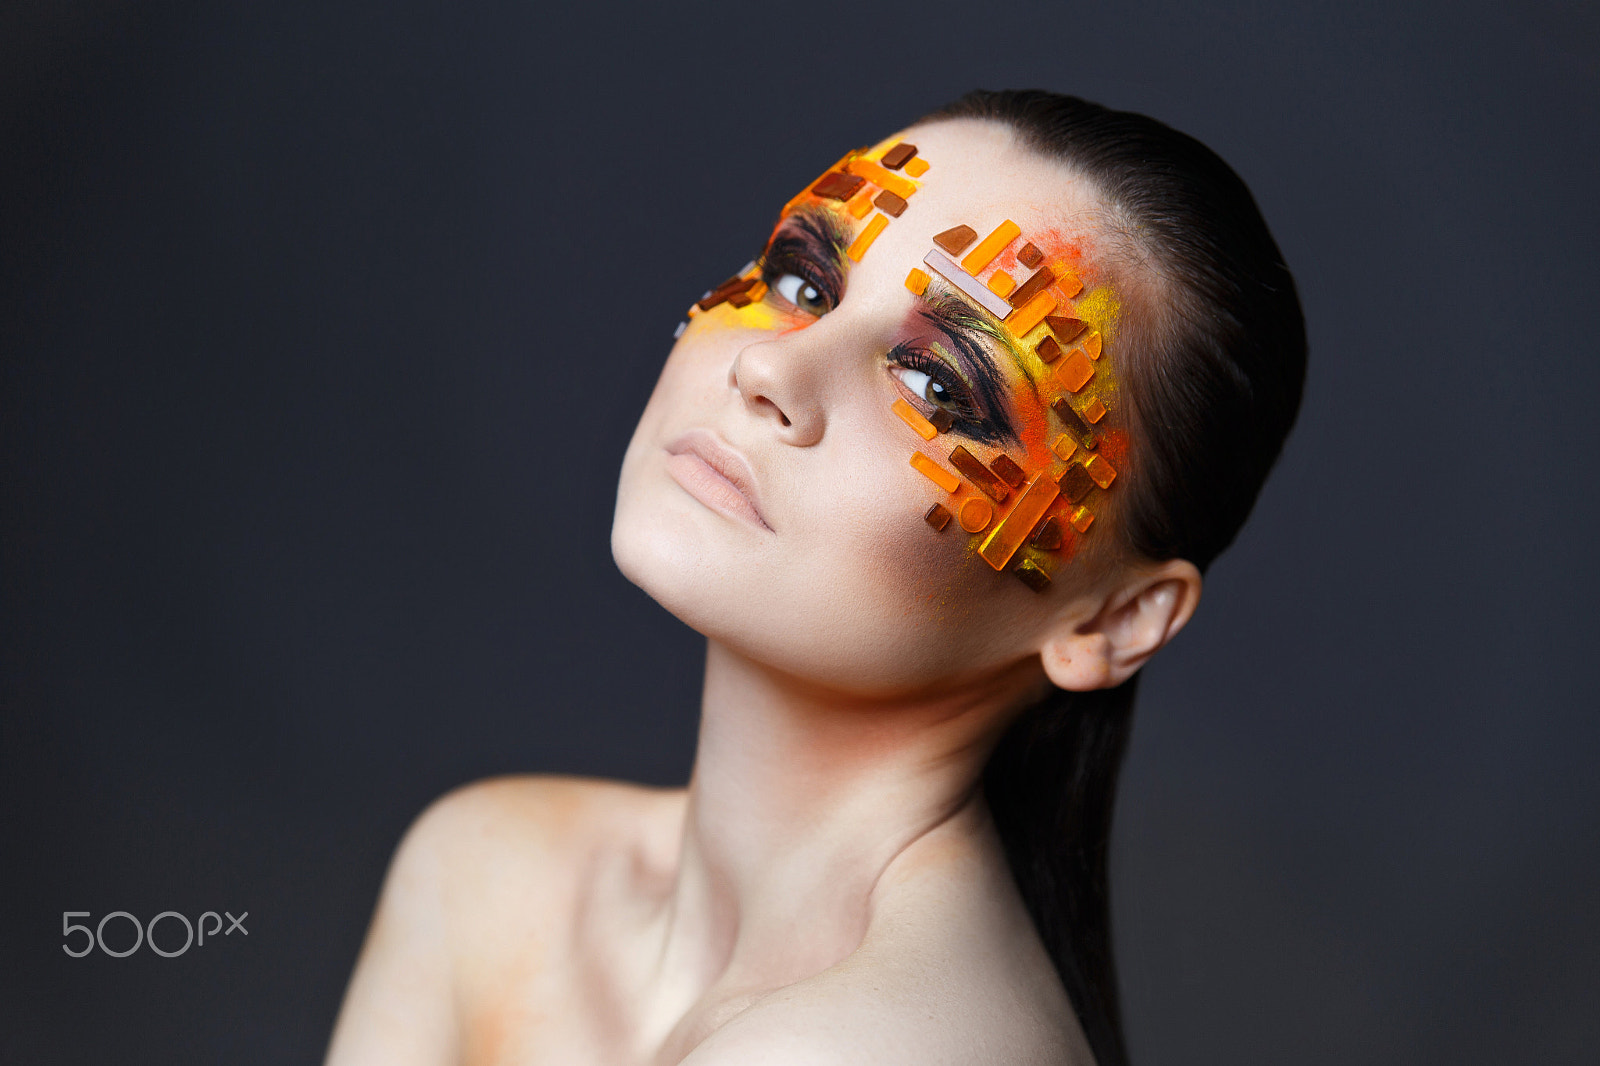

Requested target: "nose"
[{"left": 729, "top": 330, "right": 829, "bottom": 447}]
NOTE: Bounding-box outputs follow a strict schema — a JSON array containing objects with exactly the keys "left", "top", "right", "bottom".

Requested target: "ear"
[{"left": 1039, "top": 559, "right": 1203, "bottom": 691}]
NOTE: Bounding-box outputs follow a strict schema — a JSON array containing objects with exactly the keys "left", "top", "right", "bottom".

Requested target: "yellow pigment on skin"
[
  {"left": 1073, "top": 285, "right": 1121, "bottom": 344},
  {"left": 1067, "top": 285, "right": 1122, "bottom": 407},
  {"left": 729, "top": 298, "right": 784, "bottom": 332},
  {"left": 685, "top": 299, "right": 785, "bottom": 335},
  {"left": 943, "top": 263, "right": 1123, "bottom": 582}
]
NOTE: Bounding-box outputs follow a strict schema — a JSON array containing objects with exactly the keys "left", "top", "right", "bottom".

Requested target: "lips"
[{"left": 665, "top": 430, "right": 772, "bottom": 531}]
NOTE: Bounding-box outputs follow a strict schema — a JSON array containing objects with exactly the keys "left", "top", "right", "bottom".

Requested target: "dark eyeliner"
[
  {"left": 758, "top": 208, "right": 851, "bottom": 310},
  {"left": 890, "top": 344, "right": 1013, "bottom": 446},
  {"left": 761, "top": 242, "right": 839, "bottom": 308},
  {"left": 911, "top": 289, "right": 1024, "bottom": 445},
  {"left": 891, "top": 345, "right": 978, "bottom": 419},
  {"left": 916, "top": 327, "right": 1019, "bottom": 444}
]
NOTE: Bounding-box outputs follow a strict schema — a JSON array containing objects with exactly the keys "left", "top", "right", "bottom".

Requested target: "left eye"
[
  {"left": 773, "top": 273, "right": 832, "bottom": 316},
  {"left": 893, "top": 366, "right": 958, "bottom": 410}
]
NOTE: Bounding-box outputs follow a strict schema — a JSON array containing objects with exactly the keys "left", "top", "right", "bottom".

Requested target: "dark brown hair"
[{"left": 924, "top": 90, "right": 1308, "bottom": 1065}]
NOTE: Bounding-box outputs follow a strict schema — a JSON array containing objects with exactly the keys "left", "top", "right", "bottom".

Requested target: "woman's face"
[{"left": 613, "top": 120, "right": 1131, "bottom": 696}]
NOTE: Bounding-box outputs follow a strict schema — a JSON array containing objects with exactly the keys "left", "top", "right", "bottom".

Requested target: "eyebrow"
[
  {"left": 759, "top": 206, "right": 852, "bottom": 297},
  {"left": 790, "top": 205, "right": 853, "bottom": 258},
  {"left": 916, "top": 284, "right": 1033, "bottom": 444}
]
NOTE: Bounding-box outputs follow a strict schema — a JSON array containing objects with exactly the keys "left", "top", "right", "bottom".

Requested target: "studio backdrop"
[{"left": 3, "top": 1, "right": 1596, "bottom": 1063}]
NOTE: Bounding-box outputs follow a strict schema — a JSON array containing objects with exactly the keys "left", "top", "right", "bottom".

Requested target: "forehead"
[
  {"left": 790, "top": 120, "right": 1107, "bottom": 270},
  {"left": 894, "top": 121, "right": 1098, "bottom": 222}
]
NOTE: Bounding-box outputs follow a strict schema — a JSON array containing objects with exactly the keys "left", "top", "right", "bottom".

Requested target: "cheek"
[
  {"left": 778, "top": 449, "right": 1049, "bottom": 690},
  {"left": 633, "top": 329, "right": 743, "bottom": 433},
  {"left": 642, "top": 302, "right": 817, "bottom": 424},
  {"left": 872, "top": 402, "right": 1075, "bottom": 599},
  {"left": 792, "top": 422, "right": 1017, "bottom": 624},
  {"left": 749, "top": 474, "right": 1017, "bottom": 691}
]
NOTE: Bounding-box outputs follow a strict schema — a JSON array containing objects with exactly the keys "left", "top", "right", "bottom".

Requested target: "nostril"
[{"left": 751, "top": 393, "right": 791, "bottom": 427}]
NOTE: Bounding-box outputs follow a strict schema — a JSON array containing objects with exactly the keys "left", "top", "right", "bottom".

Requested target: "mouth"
[{"left": 664, "top": 430, "right": 773, "bottom": 532}]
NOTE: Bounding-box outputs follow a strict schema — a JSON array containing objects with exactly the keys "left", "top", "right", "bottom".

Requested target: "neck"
[{"left": 654, "top": 639, "right": 1044, "bottom": 1004}]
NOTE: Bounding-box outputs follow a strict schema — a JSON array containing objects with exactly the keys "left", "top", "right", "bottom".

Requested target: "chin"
[
  {"left": 613, "top": 514, "right": 977, "bottom": 699},
  {"left": 611, "top": 442, "right": 1035, "bottom": 696},
  {"left": 611, "top": 468, "right": 739, "bottom": 638}
]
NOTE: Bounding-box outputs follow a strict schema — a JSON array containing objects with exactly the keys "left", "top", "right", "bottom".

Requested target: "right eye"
[{"left": 772, "top": 273, "right": 833, "bottom": 316}]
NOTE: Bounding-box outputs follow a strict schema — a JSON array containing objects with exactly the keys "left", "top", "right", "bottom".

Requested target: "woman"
[{"left": 326, "top": 90, "right": 1305, "bottom": 1066}]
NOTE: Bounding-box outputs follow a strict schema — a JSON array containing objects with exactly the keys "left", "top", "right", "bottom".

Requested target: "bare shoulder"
[
  {"left": 402, "top": 773, "right": 683, "bottom": 890},
  {"left": 326, "top": 775, "right": 683, "bottom": 1066},
  {"left": 408, "top": 772, "right": 685, "bottom": 847},
  {"left": 405, "top": 774, "right": 684, "bottom": 963},
  {"left": 681, "top": 804, "right": 1096, "bottom": 1066}
]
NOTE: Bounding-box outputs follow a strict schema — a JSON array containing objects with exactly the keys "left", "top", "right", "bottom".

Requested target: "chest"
[
  {"left": 457, "top": 952, "right": 785, "bottom": 1066},
  {"left": 450, "top": 855, "right": 692, "bottom": 1066}
]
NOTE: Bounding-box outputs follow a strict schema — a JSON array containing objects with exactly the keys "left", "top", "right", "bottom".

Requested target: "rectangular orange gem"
[
  {"left": 892, "top": 398, "right": 938, "bottom": 440},
  {"left": 961, "top": 219, "right": 1021, "bottom": 274},
  {"left": 880, "top": 142, "right": 917, "bottom": 170},
  {"left": 904, "top": 267, "right": 930, "bottom": 295},
  {"left": 910, "top": 450, "right": 960, "bottom": 493},
  {"left": 1006, "top": 291, "right": 1057, "bottom": 338},
  {"left": 1084, "top": 454, "right": 1117, "bottom": 488},
  {"left": 1056, "top": 350, "right": 1094, "bottom": 392},
  {"left": 1070, "top": 505, "right": 1095, "bottom": 533},
  {"left": 1053, "top": 264, "right": 1084, "bottom": 298},
  {"left": 1082, "top": 397, "right": 1107, "bottom": 423},
  {"left": 781, "top": 150, "right": 857, "bottom": 218},
  {"left": 978, "top": 471, "right": 1060, "bottom": 571},
  {"left": 846, "top": 214, "right": 890, "bottom": 262},
  {"left": 1051, "top": 434, "right": 1078, "bottom": 462},
  {"left": 903, "top": 156, "right": 929, "bottom": 177},
  {"left": 986, "top": 270, "right": 1017, "bottom": 297},
  {"left": 1007, "top": 265, "right": 1055, "bottom": 309},
  {"left": 845, "top": 158, "right": 918, "bottom": 200},
  {"left": 847, "top": 191, "right": 875, "bottom": 219}
]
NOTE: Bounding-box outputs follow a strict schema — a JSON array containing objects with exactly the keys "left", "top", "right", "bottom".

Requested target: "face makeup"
[{"left": 678, "top": 137, "right": 1127, "bottom": 594}]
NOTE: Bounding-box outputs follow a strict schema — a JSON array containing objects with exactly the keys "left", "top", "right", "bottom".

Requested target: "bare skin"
[{"left": 326, "top": 120, "right": 1202, "bottom": 1066}]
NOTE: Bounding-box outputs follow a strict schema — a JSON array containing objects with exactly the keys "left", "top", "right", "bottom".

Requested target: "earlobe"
[
  {"left": 1040, "top": 630, "right": 1115, "bottom": 691},
  {"left": 1039, "top": 560, "right": 1202, "bottom": 692}
]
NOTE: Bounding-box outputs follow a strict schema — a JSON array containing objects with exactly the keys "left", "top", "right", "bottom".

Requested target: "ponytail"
[
  {"left": 934, "top": 87, "right": 1306, "bottom": 1066},
  {"left": 984, "top": 678, "right": 1138, "bottom": 1066}
]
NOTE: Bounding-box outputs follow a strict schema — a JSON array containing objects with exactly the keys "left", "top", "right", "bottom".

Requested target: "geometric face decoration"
[{"left": 683, "top": 138, "right": 1124, "bottom": 593}]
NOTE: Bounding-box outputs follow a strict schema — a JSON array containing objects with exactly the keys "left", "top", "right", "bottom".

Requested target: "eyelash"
[
  {"left": 890, "top": 345, "right": 984, "bottom": 426},
  {"left": 759, "top": 239, "right": 842, "bottom": 314}
]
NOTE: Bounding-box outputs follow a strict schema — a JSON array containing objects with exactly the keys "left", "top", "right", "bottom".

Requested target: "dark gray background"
[{"left": 3, "top": 1, "right": 1596, "bottom": 1062}]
